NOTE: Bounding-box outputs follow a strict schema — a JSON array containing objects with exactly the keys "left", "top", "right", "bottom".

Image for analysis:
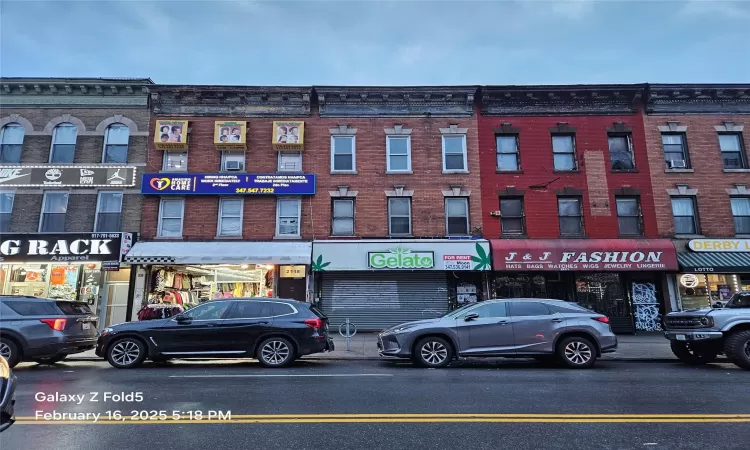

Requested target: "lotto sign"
[{"left": 443, "top": 255, "right": 473, "bottom": 271}]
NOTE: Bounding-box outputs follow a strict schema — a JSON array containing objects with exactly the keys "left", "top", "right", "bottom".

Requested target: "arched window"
[
  {"left": 50, "top": 123, "right": 78, "bottom": 163},
  {"left": 103, "top": 124, "right": 130, "bottom": 163},
  {"left": 0, "top": 123, "right": 25, "bottom": 163}
]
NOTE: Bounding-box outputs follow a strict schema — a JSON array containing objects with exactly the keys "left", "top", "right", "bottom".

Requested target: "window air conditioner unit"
[
  {"left": 225, "top": 160, "right": 242, "bottom": 171},
  {"left": 668, "top": 160, "right": 686, "bottom": 169}
]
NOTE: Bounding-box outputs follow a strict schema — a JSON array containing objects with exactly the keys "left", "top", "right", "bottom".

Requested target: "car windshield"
[{"left": 725, "top": 293, "right": 750, "bottom": 309}]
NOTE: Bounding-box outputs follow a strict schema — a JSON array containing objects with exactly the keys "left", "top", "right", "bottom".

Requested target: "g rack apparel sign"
[
  {"left": 0, "top": 166, "right": 136, "bottom": 187},
  {"left": 0, "top": 233, "right": 125, "bottom": 263},
  {"left": 154, "top": 120, "right": 189, "bottom": 150},
  {"left": 272, "top": 121, "right": 304, "bottom": 151},
  {"left": 214, "top": 121, "right": 247, "bottom": 150},
  {"left": 141, "top": 173, "right": 316, "bottom": 195},
  {"left": 687, "top": 239, "right": 750, "bottom": 252}
]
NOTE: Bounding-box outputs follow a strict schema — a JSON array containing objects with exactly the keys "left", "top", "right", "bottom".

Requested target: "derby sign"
[{"left": 368, "top": 247, "right": 434, "bottom": 269}]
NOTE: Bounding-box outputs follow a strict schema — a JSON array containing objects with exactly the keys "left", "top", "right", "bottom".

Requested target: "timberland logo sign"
[
  {"left": 0, "top": 233, "right": 123, "bottom": 262},
  {"left": 368, "top": 247, "right": 435, "bottom": 270}
]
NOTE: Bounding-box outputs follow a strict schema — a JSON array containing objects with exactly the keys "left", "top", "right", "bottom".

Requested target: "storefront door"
[{"left": 278, "top": 278, "right": 306, "bottom": 302}]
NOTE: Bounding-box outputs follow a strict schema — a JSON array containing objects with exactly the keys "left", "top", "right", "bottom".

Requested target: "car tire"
[
  {"left": 724, "top": 330, "right": 750, "bottom": 370},
  {"left": 413, "top": 337, "right": 453, "bottom": 368},
  {"left": 0, "top": 337, "right": 21, "bottom": 368},
  {"left": 34, "top": 355, "right": 68, "bottom": 365},
  {"left": 670, "top": 341, "right": 719, "bottom": 365},
  {"left": 557, "top": 336, "right": 597, "bottom": 369},
  {"left": 106, "top": 337, "right": 147, "bottom": 369},
  {"left": 256, "top": 337, "right": 295, "bottom": 368}
]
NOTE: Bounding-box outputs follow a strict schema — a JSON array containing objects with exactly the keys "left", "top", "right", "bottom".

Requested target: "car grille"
[{"left": 664, "top": 317, "right": 705, "bottom": 329}]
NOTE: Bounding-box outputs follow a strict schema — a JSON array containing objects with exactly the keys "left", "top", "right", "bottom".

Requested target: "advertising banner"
[
  {"left": 154, "top": 120, "right": 189, "bottom": 150},
  {"left": 0, "top": 166, "right": 136, "bottom": 187},
  {"left": 0, "top": 233, "right": 125, "bottom": 263},
  {"left": 688, "top": 239, "right": 750, "bottom": 252},
  {"left": 141, "top": 173, "right": 316, "bottom": 195},
  {"left": 272, "top": 121, "right": 304, "bottom": 151},
  {"left": 214, "top": 121, "right": 247, "bottom": 150}
]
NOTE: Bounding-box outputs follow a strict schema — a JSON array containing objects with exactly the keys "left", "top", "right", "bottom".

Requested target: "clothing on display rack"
[{"left": 137, "top": 303, "right": 184, "bottom": 321}]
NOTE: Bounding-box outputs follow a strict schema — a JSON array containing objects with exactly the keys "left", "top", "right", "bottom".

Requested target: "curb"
[{"left": 66, "top": 356, "right": 689, "bottom": 363}]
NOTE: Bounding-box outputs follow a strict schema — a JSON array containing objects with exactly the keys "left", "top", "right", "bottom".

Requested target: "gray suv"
[
  {"left": 378, "top": 298, "right": 617, "bottom": 369},
  {"left": 663, "top": 291, "right": 750, "bottom": 370},
  {"left": 0, "top": 296, "right": 99, "bottom": 368}
]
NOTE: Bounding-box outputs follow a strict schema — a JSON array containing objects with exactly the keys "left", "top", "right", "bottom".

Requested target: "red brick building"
[
  {"left": 478, "top": 85, "right": 678, "bottom": 333},
  {"left": 643, "top": 85, "right": 750, "bottom": 311}
]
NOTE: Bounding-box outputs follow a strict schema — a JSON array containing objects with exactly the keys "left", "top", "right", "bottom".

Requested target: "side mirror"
[
  {"left": 175, "top": 315, "right": 192, "bottom": 323},
  {"left": 464, "top": 313, "right": 479, "bottom": 322}
]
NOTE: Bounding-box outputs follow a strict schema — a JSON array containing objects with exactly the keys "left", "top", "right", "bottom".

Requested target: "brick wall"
[
  {"left": 478, "top": 113, "right": 658, "bottom": 239},
  {"left": 644, "top": 114, "right": 750, "bottom": 237},
  {"left": 141, "top": 109, "right": 482, "bottom": 240}
]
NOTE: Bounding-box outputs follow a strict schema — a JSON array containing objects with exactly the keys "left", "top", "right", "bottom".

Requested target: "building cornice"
[
  {"left": 150, "top": 85, "right": 312, "bottom": 117},
  {"left": 646, "top": 85, "right": 750, "bottom": 115},
  {"left": 481, "top": 84, "right": 645, "bottom": 116},
  {"left": 315, "top": 86, "right": 477, "bottom": 117},
  {"left": 0, "top": 77, "right": 153, "bottom": 108}
]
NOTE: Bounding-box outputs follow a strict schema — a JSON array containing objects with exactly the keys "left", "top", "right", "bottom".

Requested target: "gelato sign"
[{"left": 368, "top": 247, "right": 434, "bottom": 269}]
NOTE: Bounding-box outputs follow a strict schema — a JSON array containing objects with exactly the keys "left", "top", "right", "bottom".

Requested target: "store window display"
[
  {"left": 0, "top": 263, "right": 102, "bottom": 301},
  {"left": 678, "top": 273, "right": 750, "bottom": 310}
]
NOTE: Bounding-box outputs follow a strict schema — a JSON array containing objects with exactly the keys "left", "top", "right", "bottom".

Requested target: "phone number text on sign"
[{"left": 443, "top": 255, "right": 472, "bottom": 271}]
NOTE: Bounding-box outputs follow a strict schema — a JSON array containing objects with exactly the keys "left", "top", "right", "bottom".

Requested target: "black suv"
[{"left": 96, "top": 298, "right": 334, "bottom": 369}]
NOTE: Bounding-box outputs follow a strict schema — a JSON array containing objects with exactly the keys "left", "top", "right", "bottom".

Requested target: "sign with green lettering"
[{"left": 368, "top": 247, "right": 434, "bottom": 269}]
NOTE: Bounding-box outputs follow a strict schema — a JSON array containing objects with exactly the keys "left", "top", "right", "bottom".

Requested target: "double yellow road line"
[{"left": 14, "top": 413, "right": 750, "bottom": 425}]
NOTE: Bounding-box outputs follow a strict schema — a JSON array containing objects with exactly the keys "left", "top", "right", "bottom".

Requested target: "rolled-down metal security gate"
[{"left": 320, "top": 272, "right": 449, "bottom": 331}]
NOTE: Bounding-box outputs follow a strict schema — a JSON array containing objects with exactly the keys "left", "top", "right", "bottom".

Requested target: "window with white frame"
[
  {"left": 162, "top": 151, "right": 188, "bottom": 172},
  {"left": 731, "top": 197, "right": 750, "bottom": 234},
  {"left": 95, "top": 191, "right": 123, "bottom": 232},
  {"left": 221, "top": 151, "right": 245, "bottom": 172},
  {"left": 552, "top": 135, "right": 577, "bottom": 171},
  {"left": 442, "top": 135, "right": 467, "bottom": 172},
  {"left": 671, "top": 197, "right": 699, "bottom": 235},
  {"left": 331, "top": 199, "right": 354, "bottom": 236},
  {"left": 719, "top": 134, "right": 747, "bottom": 169},
  {"left": 0, "top": 191, "right": 14, "bottom": 232},
  {"left": 278, "top": 152, "right": 302, "bottom": 172},
  {"left": 218, "top": 198, "right": 243, "bottom": 236},
  {"left": 39, "top": 191, "right": 69, "bottom": 232},
  {"left": 0, "top": 123, "right": 24, "bottom": 163},
  {"left": 331, "top": 136, "right": 355, "bottom": 171},
  {"left": 276, "top": 198, "right": 301, "bottom": 236},
  {"left": 387, "top": 136, "right": 411, "bottom": 172},
  {"left": 608, "top": 134, "right": 635, "bottom": 170},
  {"left": 103, "top": 124, "right": 129, "bottom": 163},
  {"left": 496, "top": 135, "right": 520, "bottom": 171},
  {"left": 388, "top": 198, "right": 411, "bottom": 235},
  {"left": 50, "top": 123, "right": 77, "bottom": 163},
  {"left": 662, "top": 133, "right": 689, "bottom": 169},
  {"left": 158, "top": 198, "right": 185, "bottom": 237},
  {"left": 445, "top": 198, "right": 469, "bottom": 235}
]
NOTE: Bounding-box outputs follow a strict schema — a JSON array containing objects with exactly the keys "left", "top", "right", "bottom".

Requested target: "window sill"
[
  {"left": 331, "top": 170, "right": 358, "bottom": 175},
  {"left": 214, "top": 235, "right": 244, "bottom": 240},
  {"left": 500, "top": 234, "right": 527, "bottom": 239},
  {"left": 388, "top": 235, "right": 414, "bottom": 238},
  {"left": 673, "top": 234, "right": 705, "bottom": 239},
  {"left": 611, "top": 169, "right": 639, "bottom": 173},
  {"left": 559, "top": 234, "right": 587, "bottom": 239},
  {"left": 386, "top": 170, "right": 413, "bottom": 175},
  {"left": 553, "top": 169, "right": 580, "bottom": 174},
  {"left": 274, "top": 235, "right": 302, "bottom": 240},
  {"left": 219, "top": 170, "right": 247, "bottom": 174},
  {"left": 277, "top": 170, "right": 304, "bottom": 174},
  {"left": 159, "top": 170, "right": 188, "bottom": 174},
  {"left": 619, "top": 234, "right": 645, "bottom": 238},
  {"left": 723, "top": 168, "right": 750, "bottom": 173},
  {"left": 328, "top": 235, "right": 358, "bottom": 239},
  {"left": 156, "top": 236, "right": 183, "bottom": 240},
  {"left": 496, "top": 169, "right": 523, "bottom": 174},
  {"left": 442, "top": 170, "right": 470, "bottom": 174},
  {"left": 664, "top": 168, "right": 694, "bottom": 173},
  {"left": 734, "top": 234, "right": 750, "bottom": 238}
]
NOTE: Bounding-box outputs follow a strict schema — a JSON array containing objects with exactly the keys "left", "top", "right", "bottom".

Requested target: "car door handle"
[
  {"left": 497, "top": 320, "right": 510, "bottom": 325},
  {"left": 551, "top": 318, "right": 564, "bottom": 323}
]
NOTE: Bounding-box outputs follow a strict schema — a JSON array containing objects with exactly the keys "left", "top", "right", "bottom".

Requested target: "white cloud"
[{"left": 680, "top": 0, "right": 750, "bottom": 19}]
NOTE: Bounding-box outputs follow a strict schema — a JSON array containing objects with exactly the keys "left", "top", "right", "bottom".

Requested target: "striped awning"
[{"left": 677, "top": 252, "right": 750, "bottom": 273}]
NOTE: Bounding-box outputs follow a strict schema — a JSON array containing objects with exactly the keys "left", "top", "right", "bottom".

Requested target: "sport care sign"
[
  {"left": 0, "top": 233, "right": 124, "bottom": 263},
  {"left": 141, "top": 173, "right": 316, "bottom": 195}
]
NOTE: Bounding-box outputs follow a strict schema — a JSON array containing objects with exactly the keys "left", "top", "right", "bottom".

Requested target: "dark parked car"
[
  {"left": 0, "top": 296, "right": 99, "bottom": 368},
  {"left": 97, "top": 298, "right": 334, "bottom": 369},
  {"left": 0, "top": 356, "right": 15, "bottom": 432},
  {"left": 378, "top": 298, "right": 617, "bottom": 369}
]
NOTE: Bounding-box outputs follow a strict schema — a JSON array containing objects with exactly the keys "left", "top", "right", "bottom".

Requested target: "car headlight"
[
  {"left": 0, "top": 356, "right": 9, "bottom": 379},
  {"left": 392, "top": 325, "right": 416, "bottom": 334},
  {"left": 699, "top": 317, "right": 713, "bottom": 327},
  {"left": 101, "top": 327, "right": 115, "bottom": 336}
]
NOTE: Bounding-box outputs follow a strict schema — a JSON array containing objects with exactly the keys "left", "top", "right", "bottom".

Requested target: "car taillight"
[
  {"left": 304, "top": 318, "right": 323, "bottom": 329},
  {"left": 40, "top": 318, "right": 67, "bottom": 331},
  {"left": 593, "top": 316, "right": 609, "bottom": 324}
]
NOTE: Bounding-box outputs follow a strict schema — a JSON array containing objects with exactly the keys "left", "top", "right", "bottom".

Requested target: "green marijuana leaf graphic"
[
  {"left": 471, "top": 242, "right": 491, "bottom": 270},
  {"left": 311, "top": 254, "right": 331, "bottom": 271}
]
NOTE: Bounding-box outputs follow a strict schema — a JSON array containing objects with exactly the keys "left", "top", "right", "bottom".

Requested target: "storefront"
[
  {"left": 675, "top": 239, "right": 750, "bottom": 310},
  {"left": 490, "top": 239, "right": 678, "bottom": 334},
  {"left": 0, "top": 233, "right": 135, "bottom": 328},
  {"left": 311, "top": 239, "right": 491, "bottom": 331},
  {"left": 124, "top": 241, "right": 312, "bottom": 320}
]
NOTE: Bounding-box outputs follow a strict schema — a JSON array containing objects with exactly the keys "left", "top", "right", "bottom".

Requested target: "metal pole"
[{"left": 346, "top": 318, "right": 350, "bottom": 351}]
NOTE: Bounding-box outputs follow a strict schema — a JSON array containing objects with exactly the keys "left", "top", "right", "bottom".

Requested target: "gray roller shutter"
[{"left": 320, "top": 271, "right": 449, "bottom": 331}]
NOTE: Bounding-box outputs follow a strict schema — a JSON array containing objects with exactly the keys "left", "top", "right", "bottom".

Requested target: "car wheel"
[
  {"left": 0, "top": 337, "right": 21, "bottom": 368},
  {"left": 557, "top": 336, "right": 597, "bottom": 369},
  {"left": 413, "top": 337, "right": 453, "bottom": 368},
  {"left": 34, "top": 355, "right": 68, "bottom": 365},
  {"left": 107, "top": 338, "right": 147, "bottom": 369},
  {"left": 257, "top": 337, "right": 294, "bottom": 368},
  {"left": 670, "top": 341, "right": 719, "bottom": 365},
  {"left": 724, "top": 330, "right": 750, "bottom": 370}
]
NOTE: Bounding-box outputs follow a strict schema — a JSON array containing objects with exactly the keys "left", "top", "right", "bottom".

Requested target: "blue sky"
[{"left": 1, "top": 0, "right": 748, "bottom": 85}]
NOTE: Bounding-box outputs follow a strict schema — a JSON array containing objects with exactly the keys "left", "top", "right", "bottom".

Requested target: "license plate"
[
  {"left": 676, "top": 334, "right": 686, "bottom": 341},
  {"left": 82, "top": 322, "right": 91, "bottom": 330}
]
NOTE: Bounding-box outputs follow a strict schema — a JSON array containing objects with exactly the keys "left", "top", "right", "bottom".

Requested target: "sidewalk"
[{"left": 67, "top": 332, "right": 682, "bottom": 362}]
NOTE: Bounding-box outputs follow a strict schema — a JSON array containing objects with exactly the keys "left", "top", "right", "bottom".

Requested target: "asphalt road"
[{"left": 2, "top": 358, "right": 749, "bottom": 450}]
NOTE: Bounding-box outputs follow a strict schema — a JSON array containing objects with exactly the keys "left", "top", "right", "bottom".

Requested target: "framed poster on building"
[
  {"left": 272, "top": 121, "right": 304, "bottom": 151},
  {"left": 214, "top": 121, "right": 247, "bottom": 150},
  {"left": 154, "top": 120, "right": 189, "bottom": 150}
]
